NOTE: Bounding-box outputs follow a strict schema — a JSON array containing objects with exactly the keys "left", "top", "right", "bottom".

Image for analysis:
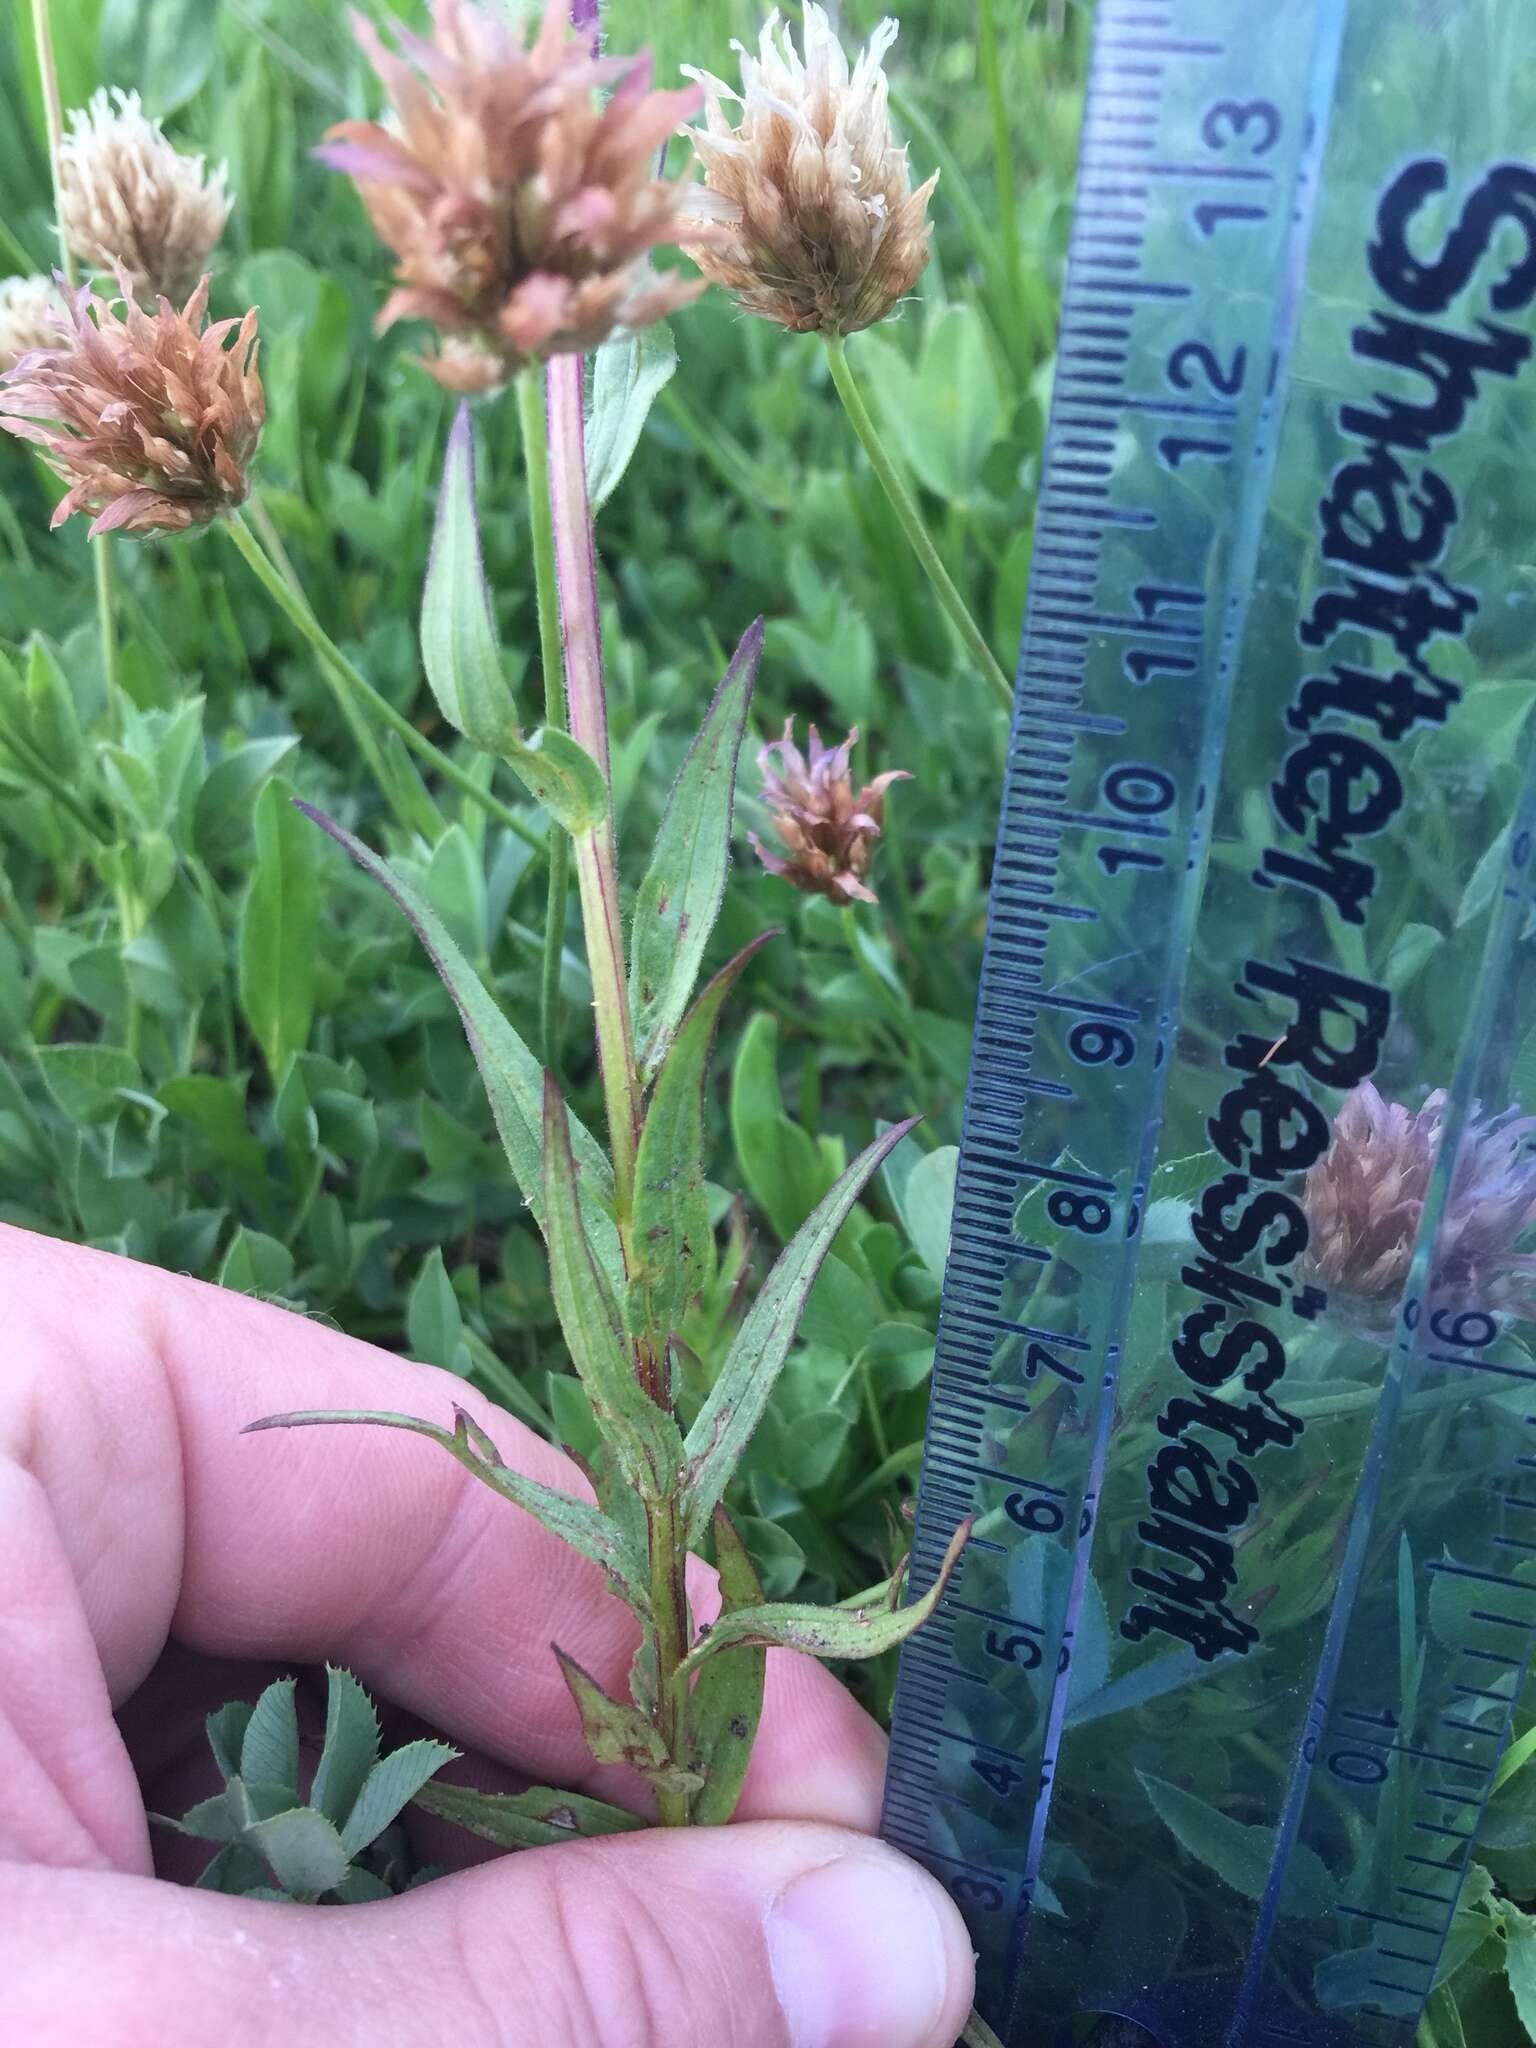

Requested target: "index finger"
[{"left": 1, "top": 1225, "right": 885, "bottom": 1844}]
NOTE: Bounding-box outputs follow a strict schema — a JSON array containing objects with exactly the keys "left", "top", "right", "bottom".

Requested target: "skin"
[{"left": 0, "top": 1224, "right": 974, "bottom": 2047}]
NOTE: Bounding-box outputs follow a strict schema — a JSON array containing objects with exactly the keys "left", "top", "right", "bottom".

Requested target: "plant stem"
[
  {"left": 518, "top": 371, "right": 572, "bottom": 1079},
  {"left": 30, "top": 0, "right": 121, "bottom": 727},
  {"left": 222, "top": 510, "right": 544, "bottom": 852},
  {"left": 822, "top": 334, "right": 1013, "bottom": 712},
  {"left": 962, "top": 2012, "right": 1006, "bottom": 2048},
  {"left": 543, "top": 355, "right": 642, "bottom": 1213},
  {"left": 978, "top": 0, "right": 1028, "bottom": 351},
  {"left": 648, "top": 1493, "right": 691, "bottom": 1827}
]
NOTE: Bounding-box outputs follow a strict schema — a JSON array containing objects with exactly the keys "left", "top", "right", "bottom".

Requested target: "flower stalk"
[{"left": 824, "top": 333, "right": 1013, "bottom": 710}]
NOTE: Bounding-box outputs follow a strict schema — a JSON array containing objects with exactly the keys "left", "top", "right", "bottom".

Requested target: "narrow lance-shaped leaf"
[
  {"left": 687, "top": 1507, "right": 768, "bottom": 1826},
  {"left": 422, "top": 407, "right": 606, "bottom": 832},
  {"left": 555, "top": 1647, "right": 702, "bottom": 1800},
  {"left": 310, "top": 1667, "right": 381, "bottom": 1828},
  {"left": 242, "top": 1405, "right": 649, "bottom": 1613},
  {"left": 629, "top": 933, "right": 775, "bottom": 1349},
  {"left": 239, "top": 1677, "right": 300, "bottom": 1797},
  {"left": 339, "top": 1738, "right": 461, "bottom": 1858},
  {"left": 412, "top": 1778, "right": 644, "bottom": 1851},
  {"left": 542, "top": 1071, "right": 682, "bottom": 1498},
  {"left": 238, "top": 778, "right": 318, "bottom": 1080},
  {"left": 294, "top": 802, "right": 622, "bottom": 1293},
  {"left": 676, "top": 1516, "right": 973, "bottom": 1681},
  {"left": 630, "top": 621, "right": 763, "bottom": 1081},
  {"left": 683, "top": 1117, "right": 920, "bottom": 1545}
]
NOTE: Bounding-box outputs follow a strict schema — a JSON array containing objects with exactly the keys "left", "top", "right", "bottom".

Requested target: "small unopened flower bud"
[
  {"left": 682, "top": 5, "right": 936, "bottom": 334},
  {"left": 0, "top": 274, "right": 64, "bottom": 374},
  {"left": 749, "top": 720, "right": 908, "bottom": 905},
  {"left": 318, "top": 0, "right": 707, "bottom": 393},
  {"left": 1302, "top": 1081, "right": 1536, "bottom": 1317},
  {"left": 0, "top": 274, "right": 263, "bottom": 539},
  {"left": 57, "top": 88, "right": 232, "bottom": 304}
]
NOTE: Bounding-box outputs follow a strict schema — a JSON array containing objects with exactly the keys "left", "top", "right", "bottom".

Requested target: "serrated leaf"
[
  {"left": 683, "top": 1118, "right": 919, "bottom": 1543},
  {"left": 1506, "top": 1908, "right": 1536, "bottom": 2036},
  {"left": 411, "top": 1779, "right": 644, "bottom": 1850},
  {"left": 244, "top": 1804, "right": 351, "bottom": 1900},
  {"left": 238, "top": 779, "right": 318, "bottom": 1080},
  {"left": 543, "top": 1072, "right": 681, "bottom": 1497},
  {"left": 555, "top": 1647, "right": 672, "bottom": 1775},
  {"left": 193, "top": 1842, "right": 269, "bottom": 1895},
  {"left": 334, "top": 1867, "right": 394, "bottom": 1902},
  {"left": 629, "top": 936, "right": 772, "bottom": 1348},
  {"left": 687, "top": 1508, "right": 767, "bottom": 1826},
  {"left": 629, "top": 622, "right": 762, "bottom": 1081},
  {"left": 239, "top": 1679, "right": 299, "bottom": 1798},
  {"left": 421, "top": 406, "right": 521, "bottom": 755},
  {"left": 586, "top": 322, "right": 678, "bottom": 512},
  {"left": 157, "top": 1791, "right": 239, "bottom": 1844},
  {"left": 1138, "top": 1773, "right": 1331, "bottom": 1914},
  {"left": 294, "top": 803, "right": 622, "bottom": 1292},
  {"left": 677, "top": 1515, "right": 971, "bottom": 1678},
  {"left": 206, "top": 1700, "right": 256, "bottom": 1782},
  {"left": 311, "top": 1667, "right": 381, "bottom": 1828},
  {"left": 339, "top": 1739, "right": 460, "bottom": 1858},
  {"left": 242, "top": 1406, "right": 649, "bottom": 1611}
]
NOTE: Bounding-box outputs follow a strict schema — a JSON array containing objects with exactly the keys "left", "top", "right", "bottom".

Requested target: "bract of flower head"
[
  {"left": 1302, "top": 1080, "right": 1536, "bottom": 1317},
  {"left": 318, "top": 0, "right": 708, "bottom": 393},
  {"left": 749, "top": 719, "right": 909, "bottom": 905},
  {"left": 0, "top": 275, "right": 65, "bottom": 376},
  {"left": 58, "top": 88, "right": 232, "bottom": 304},
  {"left": 0, "top": 273, "right": 263, "bottom": 539},
  {"left": 681, "top": 4, "right": 937, "bottom": 334}
]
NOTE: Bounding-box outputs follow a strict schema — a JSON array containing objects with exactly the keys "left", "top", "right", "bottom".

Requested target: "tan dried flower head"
[
  {"left": 682, "top": 4, "right": 936, "bottom": 335},
  {"left": 0, "top": 274, "right": 65, "bottom": 375},
  {"left": 749, "top": 720, "right": 908, "bottom": 905},
  {"left": 0, "top": 274, "right": 263, "bottom": 538},
  {"left": 1302, "top": 1080, "right": 1536, "bottom": 1316},
  {"left": 319, "top": 0, "right": 707, "bottom": 393},
  {"left": 58, "top": 88, "right": 232, "bottom": 304}
]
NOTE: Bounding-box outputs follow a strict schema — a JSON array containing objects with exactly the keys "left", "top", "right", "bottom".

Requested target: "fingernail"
[{"left": 767, "top": 1849, "right": 956, "bottom": 2048}]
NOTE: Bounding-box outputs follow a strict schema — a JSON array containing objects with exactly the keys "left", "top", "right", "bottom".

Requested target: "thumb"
[{"left": 1, "top": 1821, "right": 976, "bottom": 2048}]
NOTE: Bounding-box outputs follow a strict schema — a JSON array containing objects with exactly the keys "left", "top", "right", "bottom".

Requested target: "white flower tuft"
[{"left": 57, "top": 88, "right": 232, "bottom": 304}]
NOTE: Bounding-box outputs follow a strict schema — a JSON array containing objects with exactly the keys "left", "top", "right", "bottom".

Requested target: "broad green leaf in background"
[
  {"left": 238, "top": 778, "right": 318, "bottom": 1081},
  {"left": 34, "top": 1044, "right": 138, "bottom": 1124},
  {"left": 1138, "top": 1773, "right": 1331, "bottom": 1915},
  {"left": 629, "top": 934, "right": 773, "bottom": 1348},
  {"left": 407, "top": 1247, "right": 469, "bottom": 1376},
  {"left": 850, "top": 303, "right": 1004, "bottom": 504},
  {"left": 100, "top": 0, "right": 216, "bottom": 114},
  {"left": 896, "top": 1144, "right": 958, "bottom": 1283},
  {"left": 543, "top": 1072, "right": 681, "bottom": 1497},
  {"left": 684, "top": 1117, "right": 919, "bottom": 1544},
  {"left": 728, "top": 1009, "right": 834, "bottom": 1242},
  {"left": 629, "top": 620, "right": 763, "bottom": 1081},
  {"left": 1501, "top": 1907, "right": 1536, "bottom": 2035},
  {"left": 295, "top": 803, "right": 622, "bottom": 1290},
  {"left": 217, "top": 1226, "right": 296, "bottom": 1298},
  {"left": 586, "top": 322, "right": 679, "bottom": 512}
]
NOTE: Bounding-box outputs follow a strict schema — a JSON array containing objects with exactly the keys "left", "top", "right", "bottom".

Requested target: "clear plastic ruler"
[{"left": 879, "top": 2, "right": 1536, "bottom": 2042}]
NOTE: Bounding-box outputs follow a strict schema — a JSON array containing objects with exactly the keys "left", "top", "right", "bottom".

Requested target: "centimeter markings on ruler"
[{"left": 881, "top": 0, "right": 1347, "bottom": 2014}]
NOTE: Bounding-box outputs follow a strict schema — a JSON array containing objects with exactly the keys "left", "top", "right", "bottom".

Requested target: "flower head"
[
  {"left": 682, "top": 4, "right": 936, "bottom": 334},
  {"left": 1302, "top": 1081, "right": 1536, "bottom": 1316},
  {"left": 58, "top": 88, "right": 232, "bottom": 304},
  {"left": 0, "top": 274, "right": 263, "bottom": 538},
  {"left": 749, "top": 720, "right": 908, "bottom": 905},
  {"left": 0, "top": 274, "right": 65, "bottom": 374},
  {"left": 318, "top": 0, "right": 707, "bottom": 393}
]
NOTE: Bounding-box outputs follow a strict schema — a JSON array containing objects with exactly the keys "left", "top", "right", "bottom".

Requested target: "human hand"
[{"left": 0, "top": 1224, "right": 974, "bottom": 2046}]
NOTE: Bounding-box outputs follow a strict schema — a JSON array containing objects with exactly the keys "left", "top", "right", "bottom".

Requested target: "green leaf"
[
  {"left": 677, "top": 1514, "right": 971, "bottom": 1676},
  {"left": 157, "top": 1075, "right": 265, "bottom": 1179},
  {"left": 687, "top": 1508, "right": 767, "bottom": 1826},
  {"left": 206, "top": 1701, "right": 256, "bottom": 1782},
  {"left": 33, "top": 1043, "right": 139, "bottom": 1124},
  {"left": 1138, "top": 1773, "right": 1332, "bottom": 1913},
  {"left": 339, "top": 1739, "right": 460, "bottom": 1858},
  {"left": 408, "top": 1249, "right": 469, "bottom": 1376},
  {"left": 543, "top": 1071, "right": 681, "bottom": 1497},
  {"left": 851, "top": 304, "right": 1004, "bottom": 504},
  {"left": 586, "top": 322, "right": 679, "bottom": 512},
  {"left": 421, "top": 406, "right": 521, "bottom": 756},
  {"left": 554, "top": 1647, "right": 674, "bottom": 1776},
  {"left": 728, "top": 1010, "right": 835, "bottom": 1241},
  {"left": 683, "top": 1118, "right": 919, "bottom": 1543},
  {"left": 310, "top": 1668, "right": 381, "bottom": 1828},
  {"left": 217, "top": 1226, "right": 296, "bottom": 1299},
  {"left": 500, "top": 726, "right": 609, "bottom": 835},
  {"left": 1505, "top": 1908, "right": 1536, "bottom": 2036},
  {"left": 242, "top": 1406, "right": 648, "bottom": 1612},
  {"left": 238, "top": 778, "right": 318, "bottom": 1080},
  {"left": 243, "top": 1805, "right": 351, "bottom": 1900},
  {"left": 334, "top": 1867, "right": 394, "bottom": 1903},
  {"left": 1494, "top": 1719, "right": 1536, "bottom": 1795},
  {"left": 100, "top": 0, "right": 216, "bottom": 114},
  {"left": 629, "top": 622, "right": 763, "bottom": 1081},
  {"left": 629, "top": 935, "right": 773, "bottom": 1347},
  {"left": 159, "top": 1790, "right": 239, "bottom": 1844},
  {"left": 1456, "top": 822, "right": 1511, "bottom": 930},
  {"left": 895, "top": 1145, "right": 958, "bottom": 1282},
  {"left": 411, "top": 1779, "right": 644, "bottom": 1850},
  {"left": 295, "top": 803, "right": 622, "bottom": 1292},
  {"left": 239, "top": 1679, "right": 300, "bottom": 1800}
]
